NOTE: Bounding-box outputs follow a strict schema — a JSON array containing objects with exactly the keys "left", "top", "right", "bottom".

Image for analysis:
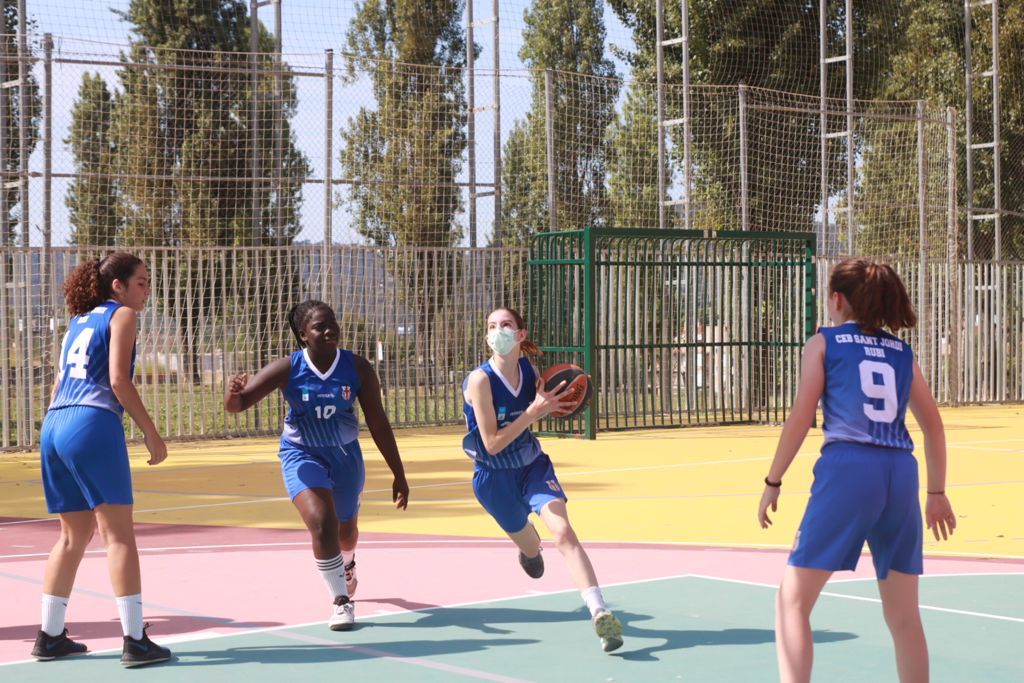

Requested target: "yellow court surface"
[{"left": 2, "top": 405, "right": 1022, "bottom": 559}]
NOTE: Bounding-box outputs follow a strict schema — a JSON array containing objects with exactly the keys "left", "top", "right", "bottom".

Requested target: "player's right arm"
[
  {"left": 464, "top": 369, "right": 567, "bottom": 456},
  {"left": 758, "top": 333, "right": 826, "bottom": 528},
  {"left": 908, "top": 360, "right": 955, "bottom": 541},
  {"left": 224, "top": 357, "right": 291, "bottom": 413}
]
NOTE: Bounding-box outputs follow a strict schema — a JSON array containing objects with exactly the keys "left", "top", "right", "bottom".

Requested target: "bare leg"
[
  {"left": 538, "top": 499, "right": 599, "bottom": 590},
  {"left": 878, "top": 570, "right": 929, "bottom": 682},
  {"left": 94, "top": 504, "right": 140, "bottom": 596},
  {"left": 42, "top": 511, "right": 96, "bottom": 597},
  {"left": 339, "top": 516, "right": 358, "bottom": 554},
  {"left": 507, "top": 521, "right": 542, "bottom": 557},
  {"left": 292, "top": 488, "right": 340, "bottom": 559},
  {"left": 775, "top": 565, "right": 832, "bottom": 683}
]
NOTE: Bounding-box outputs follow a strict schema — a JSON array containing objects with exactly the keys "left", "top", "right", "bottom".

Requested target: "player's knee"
[
  {"left": 882, "top": 603, "right": 922, "bottom": 635},
  {"left": 776, "top": 586, "right": 813, "bottom": 618},
  {"left": 549, "top": 523, "right": 579, "bottom": 550},
  {"left": 306, "top": 516, "right": 339, "bottom": 546}
]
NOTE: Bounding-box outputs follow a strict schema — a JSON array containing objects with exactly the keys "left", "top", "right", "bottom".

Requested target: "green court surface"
[{"left": 4, "top": 575, "right": 1021, "bottom": 682}]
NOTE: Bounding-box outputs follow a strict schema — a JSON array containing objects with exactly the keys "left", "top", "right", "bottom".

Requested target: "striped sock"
[
  {"left": 116, "top": 594, "right": 144, "bottom": 640},
  {"left": 41, "top": 594, "right": 68, "bottom": 637},
  {"left": 315, "top": 554, "right": 348, "bottom": 600}
]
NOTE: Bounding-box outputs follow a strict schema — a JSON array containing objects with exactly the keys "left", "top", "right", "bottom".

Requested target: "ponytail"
[{"left": 829, "top": 258, "right": 917, "bottom": 332}]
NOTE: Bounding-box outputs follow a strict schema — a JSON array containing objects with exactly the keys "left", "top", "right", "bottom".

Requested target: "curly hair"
[
  {"left": 63, "top": 252, "right": 144, "bottom": 316},
  {"left": 287, "top": 299, "right": 335, "bottom": 347}
]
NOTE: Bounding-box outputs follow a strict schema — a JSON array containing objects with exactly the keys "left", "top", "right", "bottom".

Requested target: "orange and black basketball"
[{"left": 540, "top": 364, "right": 592, "bottom": 419}]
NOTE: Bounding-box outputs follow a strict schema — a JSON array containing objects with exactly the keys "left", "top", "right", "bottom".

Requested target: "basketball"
[{"left": 540, "top": 364, "right": 592, "bottom": 419}]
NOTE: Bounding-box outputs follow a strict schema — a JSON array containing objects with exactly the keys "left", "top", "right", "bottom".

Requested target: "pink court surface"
[{"left": 1, "top": 405, "right": 1022, "bottom": 681}]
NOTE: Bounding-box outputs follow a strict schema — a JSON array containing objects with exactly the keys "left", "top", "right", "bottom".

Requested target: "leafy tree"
[
  {"left": 340, "top": 0, "right": 469, "bottom": 248},
  {"left": 500, "top": 0, "right": 619, "bottom": 245},
  {"left": 66, "top": 74, "right": 120, "bottom": 246},
  {"left": 339, "top": 0, "right": 470, "bottom": 383},
  {"left": 0, "top": 3, "right": 40, "bottom": 246},
  {"left": 606, "top": 82, "right": 664, "bottom": 227}
]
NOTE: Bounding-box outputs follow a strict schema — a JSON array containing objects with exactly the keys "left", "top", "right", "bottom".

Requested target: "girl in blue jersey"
[
  {"left": 463, "top": 307, "right": 624, "bottom": 653},
  {"left": 34, "top": 252, "right": 171, "bottom": 667},
  {"left": 758, "top": 259, "right": 956, "bottom": 683},
  {"left": 225, "top": 300, "right": 409, "bottom": 631}
]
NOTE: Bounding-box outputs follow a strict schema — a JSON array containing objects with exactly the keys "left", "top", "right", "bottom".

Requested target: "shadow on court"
[
  {"left": 0, "top": 615, "right": 284, "bottom": 643},
  {"left": 360, "top": 606, "right": 587, "bottom": 635},
  {"left": 617, "top": 616, "right": 857, "bottom": 661},
  {"left": 155, "top": 638, "right": 539, "bottom": 667}
]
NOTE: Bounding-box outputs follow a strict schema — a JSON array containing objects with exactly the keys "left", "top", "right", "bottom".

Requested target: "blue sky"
[{"left": 24, "top": 0, "right": 637, "bottom": 247}]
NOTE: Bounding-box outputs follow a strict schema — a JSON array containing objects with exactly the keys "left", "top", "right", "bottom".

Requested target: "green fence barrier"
[{"left": 529, "top": 228, "right": 816, "bottom": 438}]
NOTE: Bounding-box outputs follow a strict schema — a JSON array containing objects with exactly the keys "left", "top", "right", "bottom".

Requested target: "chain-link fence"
[{"left": 0, "top": 1, "right": 1022, "bottom": 446}]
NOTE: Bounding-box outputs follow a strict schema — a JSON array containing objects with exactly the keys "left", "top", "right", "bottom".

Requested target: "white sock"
[
  {"left": 341, "top": 550, "right": 355, "bottom": 567},
  {"left": 41, "top": 594, "right": 69, "bottom": 637},
  {"left": 116, "top": 594, "right": 144, "bottom": 640},
  {"left": 581, "top": 586, "right": 607, "bottom": 618},
  {"left": 315, "top": 554, "right": 348, "bottom": 600}
]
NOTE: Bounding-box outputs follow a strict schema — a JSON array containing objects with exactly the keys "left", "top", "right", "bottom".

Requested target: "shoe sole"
[
  {"left": 32, "top": 650, "right": 87, "bottom": 661},
  {"left": 121, "top": 655, "right": 171, "bottom": 668},
  {"left": 329, "top": 622, "right": 354, "bottom": 632},
  {"left": 594, "top": 613, "right": 624, "bottom": 653}
]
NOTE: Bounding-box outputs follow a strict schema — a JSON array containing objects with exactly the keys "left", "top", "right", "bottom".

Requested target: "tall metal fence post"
[
  {"left": 250, "top": 0, "right": 261, "bottom": 245},
  {"left": 322, "top": 49, "right": 334, "bottom": 300},
  {"left": 739, "top": 85, "right": 750, "bottom": 232},
  {"left": 43, "top": 34, "right": 54, "bottom": 409},
  {"left": 916, "top": 100, "right": 927, "bottom": 378},
  {"left": 491, "top": 0, "right": 502, "bottom": 248},
  {"left": 544, "top": 69, "right": 557, "bottom": 233},
  {"left": 0, "top": 19, "right": 8, "bottom": 445},
  {"left": 466, "top": 0, "right": 476, "bottom": 247},
  {"left": 946, "top": 107, "right": 960, "bottom": 405}
]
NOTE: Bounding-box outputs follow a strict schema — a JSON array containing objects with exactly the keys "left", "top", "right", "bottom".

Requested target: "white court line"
[
  {"left": 687, "top": 574, "right": 1024, "bottom": 624},
  {"left": 0, "top": 573, "right": 692, "bottom": 668}
]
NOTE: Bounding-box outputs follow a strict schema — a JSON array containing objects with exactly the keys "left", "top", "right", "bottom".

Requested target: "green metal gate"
[{"left": 529, "top": 228, "right": 816, "bottom": 438}]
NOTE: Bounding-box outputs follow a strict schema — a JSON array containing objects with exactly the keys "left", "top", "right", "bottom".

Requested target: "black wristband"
[
  {"left": 927, "top": 490, "right": 945, "bottom": 495},
  {"left": 764, "top": 476, "right": 782, "bottom": 488}
]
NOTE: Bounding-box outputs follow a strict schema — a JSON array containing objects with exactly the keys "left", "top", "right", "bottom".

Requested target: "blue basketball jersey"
[
  {"left": 462, "top": 358, "right": 543, "bottom": 470},
  {"left": 281, "top": 349, "right": 360, "bottom": 449},
  {"left": 819, "top": 322, "right": 915, "bottom": 450},
  {"left": 49, "top": 300, "right": 134, "bottom": 416}
]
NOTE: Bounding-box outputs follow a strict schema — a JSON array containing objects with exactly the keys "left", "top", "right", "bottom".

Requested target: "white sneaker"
[
  {"left": 329, "top": 595, "right": 355, "bottom": 631},
  {"left": 592, "top": 610, "right": 623, "bottom": 653},
  {"left": 344, "top": 558, "right": 358, "bottom": 597}
]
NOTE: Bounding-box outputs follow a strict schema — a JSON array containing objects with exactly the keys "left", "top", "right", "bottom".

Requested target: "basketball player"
[
  {"left": 35, "top": 252, "right": 171, "bottom": 667},
  {"left": 462, "top": 307, "right": 625, "bottom": 653},
  {"left": 758, "top": 259, "right": 956, "bottom": 683},
  {"left": 225, "top": 300, "right": 408, "bottom": 631}
]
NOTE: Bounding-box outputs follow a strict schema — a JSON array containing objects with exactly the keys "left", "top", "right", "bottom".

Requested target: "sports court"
[{"left": 2, "top": 404, "right": 1021, "bottom": 681}]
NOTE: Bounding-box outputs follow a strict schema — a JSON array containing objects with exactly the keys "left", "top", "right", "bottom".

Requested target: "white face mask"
[{"left": 487, "top": 328, "right": 518, "bottom": 356}]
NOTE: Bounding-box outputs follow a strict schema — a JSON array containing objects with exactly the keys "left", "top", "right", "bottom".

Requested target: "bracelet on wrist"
[
  {"left": 927, "top": 490, "right": 945, "bottom": 495},
  {"left": 764, "top": 476, "right": 782, "bottom": 488}
]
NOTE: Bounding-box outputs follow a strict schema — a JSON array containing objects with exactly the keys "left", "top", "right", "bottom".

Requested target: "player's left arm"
[
  {"left": 354, "top": 354, "right": 408, "bottom": 509},
  {"left": 759, "top": 333, "right": 826, "bottom": 527},
  {"left": 908, "top": 359, "right": 955, "bottom": 540}
]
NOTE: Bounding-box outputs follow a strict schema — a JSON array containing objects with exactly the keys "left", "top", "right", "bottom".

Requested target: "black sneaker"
[
  {"left": 30, "top": 629, "right": 88, "bottom": 660},
  {"left": 518, "top": 550, "right": 544, "bottom": 578},
  {"left": 120, "top": 625, "right": 171, "bottom": 668}
]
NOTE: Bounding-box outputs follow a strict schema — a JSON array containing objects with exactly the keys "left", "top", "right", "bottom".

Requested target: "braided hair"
[{"left": 287, "top": 300, "right": 336, "bottom": 347}]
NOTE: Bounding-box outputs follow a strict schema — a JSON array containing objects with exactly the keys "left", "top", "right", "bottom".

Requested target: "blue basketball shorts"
[
  {"left": 40, "top": 405, "right": 133, "bottom": 513},
  {"left": 473, "top": 453, "right": 567, "bottom": 534},
  {"left": 279, "top": 437, "right": 366, "bottom": 521},
  {"left": 788, "top": 441, "right": 923, "bottom": 580}
]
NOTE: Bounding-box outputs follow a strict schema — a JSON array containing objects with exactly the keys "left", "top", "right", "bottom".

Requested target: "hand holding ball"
[{"left": 540, "top": 364, "right": 592, "bottom": 419}]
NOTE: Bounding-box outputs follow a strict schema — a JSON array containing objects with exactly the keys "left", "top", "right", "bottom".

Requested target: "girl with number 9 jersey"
[{"left": 757, "top": 258, "right": 956, "bottom": 683}]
